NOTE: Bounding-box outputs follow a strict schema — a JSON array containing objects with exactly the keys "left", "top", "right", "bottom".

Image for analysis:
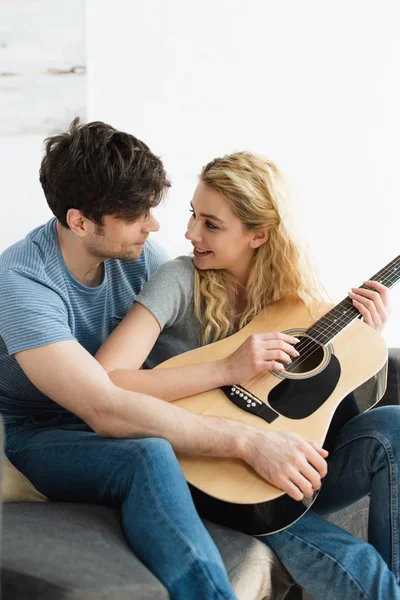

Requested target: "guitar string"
[
  {"left": 245, "top": 268, "right": 399, "bottom": 391},
  {"left": 241, "top": 263, "right": 399, "bottom": 391},
  {"left": 285, "top": 266, "right": 400, "bottom": 373},
  {"left": 244, "top": 265, "right": 400, "bottom": 389}
]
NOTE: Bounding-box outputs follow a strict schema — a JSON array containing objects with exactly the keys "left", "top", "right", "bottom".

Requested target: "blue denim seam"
[
  {"left": 331, "top": 430, "right": 398, "bottom": 583},
  {"left": 281, "top": 528, "right": 369, "bottom": 600}
]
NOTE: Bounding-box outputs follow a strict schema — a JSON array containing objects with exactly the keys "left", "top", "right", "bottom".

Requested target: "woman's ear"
[{"left": 250, "top": 229, "right": 269, "bottom": 249}]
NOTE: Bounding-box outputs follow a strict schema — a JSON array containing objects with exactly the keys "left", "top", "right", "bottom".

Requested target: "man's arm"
[
  {"left": 15, "top": 340, "right": 245, "bottom": 451},
  {"left": 15, "top": 340, "right": 328, "bottom": 501}
]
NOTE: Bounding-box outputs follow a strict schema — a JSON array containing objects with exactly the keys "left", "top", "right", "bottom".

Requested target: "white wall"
[
  {"left": 87, "top": 0, "right": 400, "bottom": 346},
  {"left": 1, "top": 1, "right": 398, "bottom": 346},
  {"left": 0, "top": 135, "right": 53, "bottom": 246},
  {"left": 0, "top": 0, "right": 86, "bottom": 249}
]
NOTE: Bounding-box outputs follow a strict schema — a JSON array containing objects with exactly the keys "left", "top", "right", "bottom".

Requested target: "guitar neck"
[{"left": 307, "top": 255, "right": 400, "bottom": 345}]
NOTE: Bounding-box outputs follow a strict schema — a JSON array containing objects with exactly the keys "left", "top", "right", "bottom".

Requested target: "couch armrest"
[{"left": 377, "top": 348, "right": 400, "bottom": 407}]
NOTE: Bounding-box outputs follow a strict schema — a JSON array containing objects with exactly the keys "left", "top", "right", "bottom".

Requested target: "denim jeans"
[
  {"left": 6, "top": 407, "right": 400, "bottom": 600},
  {"left": 261, "top": 406, "right": 400, "bottom": 600},
  {"left": 5, "top": 413, "right": 237, "bottom": 600}
]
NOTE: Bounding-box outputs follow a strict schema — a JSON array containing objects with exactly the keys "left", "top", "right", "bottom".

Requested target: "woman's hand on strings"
[
  {"left": 348, "top": 280, "right": 391, "bottom": 333},
  {"left": 223, "top": 332, "right": 300, "bottom": 383}
]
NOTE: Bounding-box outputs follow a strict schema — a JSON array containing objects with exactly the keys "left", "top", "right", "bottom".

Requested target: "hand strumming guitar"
[{"left": 222, "top": 332, "right": 300, "bottom": 383}]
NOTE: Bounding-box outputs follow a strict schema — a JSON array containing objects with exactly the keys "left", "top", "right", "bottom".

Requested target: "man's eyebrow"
[{"left": 190, "top": 203, "right": 224, "bottom": 223}]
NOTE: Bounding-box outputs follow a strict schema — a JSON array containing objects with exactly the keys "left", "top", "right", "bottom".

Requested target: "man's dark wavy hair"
[{"left": 39, "top": 117, "right": 170, "bottom": 228}]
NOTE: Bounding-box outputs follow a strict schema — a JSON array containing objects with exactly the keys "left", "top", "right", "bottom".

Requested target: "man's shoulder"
[
  {"left": 143, "top": 238, "right": 169, "bottom": 272},
  {"left": 146, "top": 255, "right": 194, "bottom": 285},
  {"left": 0, "top": 219, "right": 57, "bottom": 280}
]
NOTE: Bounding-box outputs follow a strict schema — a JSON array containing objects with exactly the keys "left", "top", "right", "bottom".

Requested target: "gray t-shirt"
[{"left": 136, "top": 256, "right": 201, "bottom": 368}]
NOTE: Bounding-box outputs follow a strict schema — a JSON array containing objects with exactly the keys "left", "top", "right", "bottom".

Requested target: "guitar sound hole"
[{"left": 285, "top": 337, "right": 324, "bottom": 374}]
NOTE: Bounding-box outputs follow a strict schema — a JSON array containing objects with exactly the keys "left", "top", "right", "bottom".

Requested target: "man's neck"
[{"left": 56, "top": 222, "right": 104, "bottom": 287}]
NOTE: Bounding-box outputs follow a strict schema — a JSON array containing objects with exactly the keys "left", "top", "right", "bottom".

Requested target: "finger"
[
  {"left": 299, "top": 461, "right": 323, "bottom": 491},
  {"left": 307, "top": 439, "right": 329, "bottom": 457},
  {"left": 350, "top": 287, "right": 385, "bottom": 313},
  {"left": 261, "top": 332, "right": 300, "bottom": 345},
  {"left": 289, "top": 470, "right": 315, "bottom": 499},
  {"left": 264, "top": 360, "right": 286, "bottom": 371},
  {"left": 363, "top": 281, "right": 391, "bottom": 312},
  {"left": 264, "top": 339, "right": 300, "bottom": 358},
  {"left": 363, "top": 280, "right": 389, "bottom": 295},
  {"left": 349, "top": 287, "right": 388, "bottom": 325},
  {"left": 349, "top": 291, "right": 381, "bottom": 324},
  {"left": 264, "top": 349, "right": 293, "bottom": 365},
  {"left": 279, "top": 479, "right": 304, "bottom": 502},
  {"left": 351, "top": 298, "right": 376, "bottom": 328},
  {"left": 303, "top": 445, "right": 328, "bottom": 478}
]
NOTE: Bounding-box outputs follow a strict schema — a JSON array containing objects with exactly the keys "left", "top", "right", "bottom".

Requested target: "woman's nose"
[{"left": 185, "top": 221, "right": 202, "bottom": 241}]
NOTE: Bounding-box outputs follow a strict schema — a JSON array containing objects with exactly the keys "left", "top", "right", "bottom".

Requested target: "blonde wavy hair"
[{"left": 193, "top": 152, "right": 326, "bottom": 344}]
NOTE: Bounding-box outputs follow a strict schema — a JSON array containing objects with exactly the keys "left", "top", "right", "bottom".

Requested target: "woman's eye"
[
  {"left": 189, "top": 208, "right": 195, "bottom": 217},
  {"left": 206, "top": 220, "right": 219, "bottom": 230}
]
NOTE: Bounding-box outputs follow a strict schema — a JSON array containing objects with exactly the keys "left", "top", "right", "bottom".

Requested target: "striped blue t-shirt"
[{"left": 0, "top": 218, "right": 167, "bottom": 423}]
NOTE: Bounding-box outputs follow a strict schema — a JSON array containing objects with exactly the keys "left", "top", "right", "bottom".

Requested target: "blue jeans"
[
  {"left": 6, "top": 407, "right": 400, "bottom": 600},
  {"left": 5, "top": 413, "right": 237, "bottom": 600},
  {"left": 262, "top": 406, "right": 400, "bottom": 600}
]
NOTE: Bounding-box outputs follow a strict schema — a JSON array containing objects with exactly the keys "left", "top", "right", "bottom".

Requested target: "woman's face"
[{"left": 185, "top": 182, "right": 264, "bottom": 283}]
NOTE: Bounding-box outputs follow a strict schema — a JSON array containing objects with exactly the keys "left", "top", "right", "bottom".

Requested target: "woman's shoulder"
[{"left": 153, "top": 255, "right": 194, "bottom": 279}]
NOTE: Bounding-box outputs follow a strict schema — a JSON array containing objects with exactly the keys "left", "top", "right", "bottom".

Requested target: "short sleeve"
[
  {"left": 135, "top": 257, "right": 194, "bottom": 330},
  {"left": 145, "top": 239, "right": 169, "bottom": 276},
  {"left": 0, "top": 270, "right": 75, "bottom": 356}
]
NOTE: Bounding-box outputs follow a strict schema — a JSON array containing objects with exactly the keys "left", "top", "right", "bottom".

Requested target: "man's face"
[{"left": 85, "top": 212, "right": 160, "bottom": 261}]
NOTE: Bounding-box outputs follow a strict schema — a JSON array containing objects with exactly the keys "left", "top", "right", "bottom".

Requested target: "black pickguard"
[{"left": 268, "top": 354, "right": 341, "bottom": 419}]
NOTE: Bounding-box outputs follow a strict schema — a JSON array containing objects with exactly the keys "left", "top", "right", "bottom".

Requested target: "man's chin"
[{"left": 117, "top": 248, "right": 143, "bottom": 261}]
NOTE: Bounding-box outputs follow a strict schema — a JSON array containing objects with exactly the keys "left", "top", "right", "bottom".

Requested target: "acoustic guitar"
[{"left": 156, "top": 255, "right": 399, "bottom": 535}]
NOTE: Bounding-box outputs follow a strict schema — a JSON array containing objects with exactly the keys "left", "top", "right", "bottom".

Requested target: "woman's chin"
[{"left": 193, "top": 254, "right": 215, "bottom": 269}]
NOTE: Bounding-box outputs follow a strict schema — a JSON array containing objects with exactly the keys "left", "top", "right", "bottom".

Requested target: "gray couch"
[{"left": 1, "top": 348, "right": 399, "bottom": 600}]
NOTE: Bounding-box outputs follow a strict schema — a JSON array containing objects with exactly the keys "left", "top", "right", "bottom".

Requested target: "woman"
[{"left": 96, "top": 152, "right": 397, "bottom": 599}]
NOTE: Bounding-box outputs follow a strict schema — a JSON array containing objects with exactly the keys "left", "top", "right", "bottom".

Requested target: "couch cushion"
[
  {"left": 324, "top": 496, "right": 369, "bottom": 541},
  {"left": 3, "top": 454, "right": 47, "bottom": 503},
  {"left": 2, "top": 502, "right": 292, "bottom": 600}
]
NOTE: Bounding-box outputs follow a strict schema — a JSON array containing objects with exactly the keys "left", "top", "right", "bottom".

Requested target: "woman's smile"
[{"left": 192, "top": 245, "right": 213, "bottom": 259}]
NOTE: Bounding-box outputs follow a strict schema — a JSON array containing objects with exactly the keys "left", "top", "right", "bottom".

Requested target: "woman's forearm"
[{"left": 108, "top": 360, "right": 231, "bottom": 401}]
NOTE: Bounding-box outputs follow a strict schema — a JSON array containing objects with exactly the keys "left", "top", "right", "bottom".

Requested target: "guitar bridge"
[{"left": 221, "top": 385, "right": 279, "bottom": 423}]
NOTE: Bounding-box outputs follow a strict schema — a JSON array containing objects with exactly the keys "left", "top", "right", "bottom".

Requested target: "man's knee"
[{"left": 133, "top": 437, "right": 176, "bottom": 464}]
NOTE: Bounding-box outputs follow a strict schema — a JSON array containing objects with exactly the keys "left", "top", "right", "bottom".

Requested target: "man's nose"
[{"left": 143, "top": 213, "right": 160, "bottom": 233}]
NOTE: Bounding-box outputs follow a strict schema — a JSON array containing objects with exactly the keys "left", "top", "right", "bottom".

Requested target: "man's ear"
[
  {"left": 66, "top": 209, "right": 92, "bottom": 237},
  {"left": 250, "top": 228, "right": 269, "bottom": 249}
]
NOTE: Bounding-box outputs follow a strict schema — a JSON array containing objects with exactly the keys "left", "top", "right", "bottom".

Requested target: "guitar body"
[{"left": 155, "top": 295, "right": 388, "bottom": 535}]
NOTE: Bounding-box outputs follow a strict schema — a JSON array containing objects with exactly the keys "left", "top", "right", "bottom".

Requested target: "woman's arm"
[
  {"left": 95, "top": 302, "right": 298, "bottom": 402},
  {"left": 95, "top": 302, "right": 232, "bottom": 401}
]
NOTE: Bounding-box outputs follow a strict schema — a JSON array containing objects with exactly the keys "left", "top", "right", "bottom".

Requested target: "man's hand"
[
  {"left": 240, "top": 429, "right": 329, "bottom": 501},
  {"left": 348, "top": 280, "right": 391, "bottom": 333},
  {"left": 222, "top": 332, "right": 300, "bottom": 383}
]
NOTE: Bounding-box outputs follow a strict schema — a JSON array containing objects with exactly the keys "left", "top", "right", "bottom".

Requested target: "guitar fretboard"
[{"left": 307, "top": 255, "right": 400, "bottom": 345}]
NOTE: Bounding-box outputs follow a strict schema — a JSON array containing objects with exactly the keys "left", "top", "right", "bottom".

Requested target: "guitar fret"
[{"left": 306, "top": 255, "right": 400, "bottom": 345}]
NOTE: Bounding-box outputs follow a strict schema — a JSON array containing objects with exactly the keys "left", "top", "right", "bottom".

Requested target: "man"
[{"left": 0, "top": 118, "right": 287, "bottom": 600}]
